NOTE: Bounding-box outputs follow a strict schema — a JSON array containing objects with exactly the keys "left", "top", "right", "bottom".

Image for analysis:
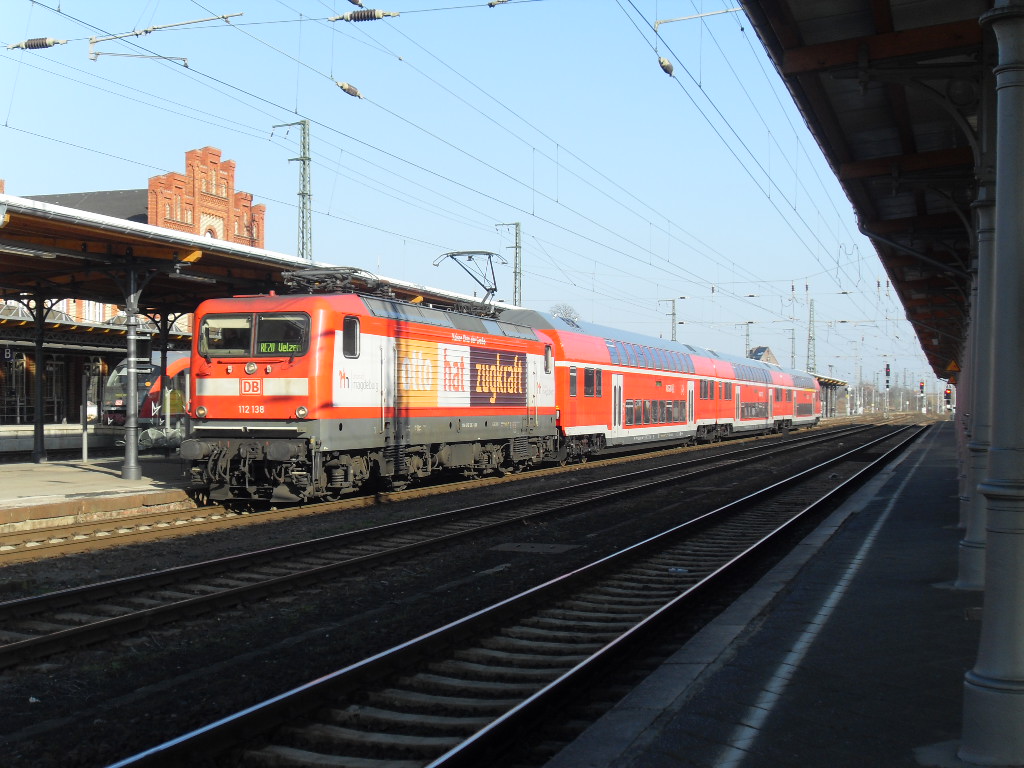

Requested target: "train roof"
[{"left": 498, "top": 307, "right": 815, "bottom": 382}]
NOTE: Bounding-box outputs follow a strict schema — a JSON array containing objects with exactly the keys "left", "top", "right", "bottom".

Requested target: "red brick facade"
[{"left": 148, "top": 147, "right": 265, "bottom": 248}]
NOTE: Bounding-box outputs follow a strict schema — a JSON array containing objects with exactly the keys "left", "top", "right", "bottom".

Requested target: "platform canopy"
[
  {"left": 0, "top": 194, "right": 306, "bottom": 313},
  {"left": 741, "top": 0, "right": 983, "bottom": 379}
]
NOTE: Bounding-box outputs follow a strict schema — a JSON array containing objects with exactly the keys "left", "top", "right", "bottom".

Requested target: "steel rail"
[
  {"left": 0, "top": 424, "right": 867, "bottom": 560},
  {"left": 105, "top": 424, "right": 925, "bottom": 768},
  {"left": 0, "top": 424, "right": 877, "bottom": 670}
]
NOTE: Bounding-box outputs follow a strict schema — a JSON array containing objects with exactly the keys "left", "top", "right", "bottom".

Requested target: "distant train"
[
  {"left": 102, "top": 351, "right": 190, "bottom": 428},
  {"left": 180, "top": 271, "right": 821, "bottom": 503}
]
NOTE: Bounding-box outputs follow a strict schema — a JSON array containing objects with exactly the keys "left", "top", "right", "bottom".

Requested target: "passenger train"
[
  {"left": 180, "top": 270, "right": 821, "bottom": 503},
  {"left": 102, "top": 351, "right": 190, "bottom": 428}
]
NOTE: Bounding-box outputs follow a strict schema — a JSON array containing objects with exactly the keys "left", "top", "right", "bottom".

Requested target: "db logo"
[{"left": 241, "top": 379, "right": 263, "bottom": 395}]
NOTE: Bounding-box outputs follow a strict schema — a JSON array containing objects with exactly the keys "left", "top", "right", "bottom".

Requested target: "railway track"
[
  {"left": 0, "top": 424, "right": 876, "bottom": 670},
  {"left": 0, "top": 423, "right": 869, "bottom": 561},
  {"left": 108, "top": 423, "right": 926, "bottom": 768}
]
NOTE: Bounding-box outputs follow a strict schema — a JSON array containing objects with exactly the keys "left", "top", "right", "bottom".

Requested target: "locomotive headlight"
[
  {"left": 195, "top": 405, "right": 208, "bottom": 418},
  {"left": 245, "top": 362, "right": 258, "bottom": 375},
  {"left": 295, "top": 405, "right": 309, "bottom": 419}
]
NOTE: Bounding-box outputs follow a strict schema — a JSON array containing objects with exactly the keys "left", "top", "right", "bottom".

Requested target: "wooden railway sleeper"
[{"left": 244, "top": 743, "right": 423, "bottom": 768}]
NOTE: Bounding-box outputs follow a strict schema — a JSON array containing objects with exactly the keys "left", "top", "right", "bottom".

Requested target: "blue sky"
[{"left": 1, "top": 0, "right": 936, "bottom": 395}]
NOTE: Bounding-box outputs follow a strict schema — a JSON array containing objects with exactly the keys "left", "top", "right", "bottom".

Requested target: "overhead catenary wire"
[{"left": 0, "top": 0, "right": 925, "bottom": 379}]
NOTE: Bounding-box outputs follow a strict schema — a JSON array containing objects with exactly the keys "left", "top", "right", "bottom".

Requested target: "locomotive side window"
[
  {"left": 199, "top": 315, "right": 253, "bottom": 357},
  {"left": 569, "top": 366, "right": 577, "bottom": 397},
  {"left": 596, "top": 369, "right": 602, "bottom": 397},
  {"left": 584, "top": 367, "right": 595, "bottom": 397},
  {"left": 256, "top": 313, "right": 310, "bottom": 356},
  {"left": 343, "top": 316, "right": 360, "bottom": 358}
]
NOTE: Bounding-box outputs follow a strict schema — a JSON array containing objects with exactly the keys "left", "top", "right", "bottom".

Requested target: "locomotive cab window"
[
  {"left": 342, "top": 316, "right": 360, "bottom": 359},
  {"left": 256, "top": 313, "right": 310, "bottom": 357},
  {"left": 544, "top": 345, "right": 553, "bottom": 374},
  {"left": 199, "top": 315, "right": 253, "bottom": 357},
  {"left": 569, "top": 366, "right": 578, "bottom": 397}
]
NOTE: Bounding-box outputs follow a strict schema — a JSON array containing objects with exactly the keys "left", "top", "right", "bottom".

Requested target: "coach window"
[
  {"left": 659, "top": 400, "right": 667, "bottom": 423},
  {"left": 625, "top": 400, "right": 634, "bottom": 425},
  {"left": 570, "top": 366, "right": 578, "bottom": 397},
  {"left": 596, "top": 369, "right": 603, "bottom": 397},
  {"left": 787, "top": 390, "right": 793, "bottom": 402},
  {"left": 643, "top": 400, "right": 652, "bottom": 424},
  {"left": 630, "top": 344, "right": 645, "bottom": 368},
  {"left": 724, "top": 382, "right": 733, "bottom": 399},
  {"left": 584, "top": 367, "right": 595, "bottom": 396},
  {"left": 342, "top": 316, "right": 360, "bottom": 358},
  {"left": 605, "top": 340, "right": 620, "bottom": 365},
  {"left": 666, "top": 400, "right": 674, "bottom": 422},
  {"left": 545, "top": 345, "right": 553, "bottom": 374}
]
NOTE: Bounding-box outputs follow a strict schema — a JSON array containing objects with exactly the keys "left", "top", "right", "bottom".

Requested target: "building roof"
[{"left": 26, "top": 189, "right": 148, "bottom": 223}]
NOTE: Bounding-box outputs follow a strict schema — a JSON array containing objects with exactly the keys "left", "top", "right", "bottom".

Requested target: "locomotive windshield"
[
  {"left": 198, "top": 313, "right": 310, "bottom": 357},
  {"left": 255, "top": 313, "right": 309, "bottom": 356},
  {"left": 199, "top": 315, "right": 253, "bottom": 357}
]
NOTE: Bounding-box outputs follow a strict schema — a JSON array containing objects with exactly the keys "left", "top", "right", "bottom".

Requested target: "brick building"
[
  {"left": 0, "top": 146, "right": 264, "bottom": 424},
  {"left": 148, "top": 146, "right": 265, "bottom": 247},
  {"left": 19, "top": 145, "right": 265, "bottom": 249}
]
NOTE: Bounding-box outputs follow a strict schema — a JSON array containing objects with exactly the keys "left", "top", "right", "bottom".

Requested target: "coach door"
[
  {"left": 611, "top": 373, "right": 624, "bottom": 439},
  {"left": 687, "top": 381, "right": 695, "bottom": 423},
  {"left": 735, "top": 386, "right": 742, "bottom": 423},
  {"left": 527, "top": 360, "right": 538, "bottom": 428}
]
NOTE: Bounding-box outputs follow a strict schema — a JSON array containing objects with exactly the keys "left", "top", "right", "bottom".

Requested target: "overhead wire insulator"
[
  {"left": 339, "top": 9, "right": 399, "bottom": 22},
  {"left": 336, "top": 81, "right": 364, "bottom": 99},
  {"left": 658, "top": 56, "right": 674, "bottom": 76},
  {"left": 7, "top": 37, "right": 68, "bottom": 50}
]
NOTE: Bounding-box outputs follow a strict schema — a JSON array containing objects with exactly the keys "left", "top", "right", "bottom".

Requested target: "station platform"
[
  {"left": 549, "top": 420, "right": 978, "bottom": 768},
  {"left": 0, "top": 453, "right": 193, "bottom": 531}
]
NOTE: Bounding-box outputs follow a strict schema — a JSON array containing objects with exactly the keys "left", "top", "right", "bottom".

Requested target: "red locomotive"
[{"left": 181, "top": 269, "right": 820, "bottom": 503}]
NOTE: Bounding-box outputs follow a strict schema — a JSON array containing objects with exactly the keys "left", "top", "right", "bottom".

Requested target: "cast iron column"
[
  {"left": 962, "top": 2, "right": 1024, "bottom": 763},
  {"left": 957, "top": 184, "right": 994, "bottom": 591},
  {"left": 121, "top": 267, "right": 142, "bottom": 480}
]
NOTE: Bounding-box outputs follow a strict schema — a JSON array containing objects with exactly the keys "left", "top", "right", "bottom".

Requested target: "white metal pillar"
[{"left": 962, "top": 2, "right": 1024, "bottom": 763}]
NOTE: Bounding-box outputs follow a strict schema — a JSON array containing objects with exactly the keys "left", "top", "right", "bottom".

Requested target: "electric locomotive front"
[
  {"left": 180, "top": 293, "right": 338, "bottom": 502},
  {"left": 182, "top": 289, "right": 560, "bottom": 503}
]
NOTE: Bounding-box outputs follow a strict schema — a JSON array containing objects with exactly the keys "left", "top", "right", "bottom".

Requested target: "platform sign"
[{"left": 2, "top": 346, "right": 10, "bottom": 361}]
